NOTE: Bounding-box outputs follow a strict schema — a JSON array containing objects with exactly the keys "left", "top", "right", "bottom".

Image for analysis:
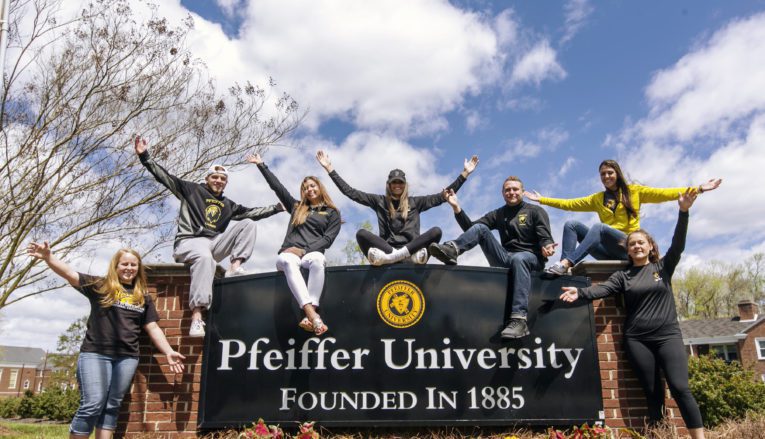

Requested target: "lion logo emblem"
[
  {"left": 377, "top": 280, "right": 425, "bottom": 328},
  {"left": 205, "top": 205, "right": 222, "bottom": 225}
]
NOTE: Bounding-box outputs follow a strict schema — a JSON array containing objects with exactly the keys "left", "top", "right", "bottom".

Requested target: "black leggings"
[
  {"left": 356, "top": 227, "right": 442, "bottom": 256},
  {"left": 624, "top": 337, "right": 703, "bottom": 429}
]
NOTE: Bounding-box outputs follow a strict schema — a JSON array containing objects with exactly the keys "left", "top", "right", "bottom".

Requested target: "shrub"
[
  {"left": 688, "top": 354, "right": 765, "bottom": 427},
  {"left": 0, "top": 388, "right": 78, "bottom": 421}
]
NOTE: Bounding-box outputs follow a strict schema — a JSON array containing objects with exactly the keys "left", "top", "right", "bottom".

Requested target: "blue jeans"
[
  {"left": 70, "top": 352, "right": 139, "bottom": 435},
  {"left": 452, "top": 224, "right": 543, "bottom": 319},
  {"left": 560, "top": 221, "right": 628, "bottom": 265}
]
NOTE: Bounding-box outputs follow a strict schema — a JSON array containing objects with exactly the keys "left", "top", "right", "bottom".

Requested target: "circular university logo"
[{"left": 376, "top": 280, "right": 425, "bottom": 329}]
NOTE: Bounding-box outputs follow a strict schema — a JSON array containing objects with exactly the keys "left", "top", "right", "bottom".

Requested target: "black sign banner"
[{"left": 199, "top": 265, "right": 602, "bottom": 428}]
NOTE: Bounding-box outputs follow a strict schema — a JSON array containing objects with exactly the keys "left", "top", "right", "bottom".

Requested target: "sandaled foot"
[
  {"left": 298, "top": 317, "right": 314, "bottom": 332},
  {"left": 312, "top": 317, "right": 328, "bottom": 336}
]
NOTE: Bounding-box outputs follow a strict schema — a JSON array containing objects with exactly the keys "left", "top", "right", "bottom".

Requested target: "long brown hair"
[
  {"left": 291, "top": 176, "right": 339, "bottom": 225},
  {"left": 93, "top": 249, "right": 148, "bottom": 308},
  {"left": 385, "top": 182, "right": 409, "bottom": 222},
  {"left": 624, "top": 229, "right": 660, "bottom": 265},
  {"left": 599, "top": 160, "right": 636, "bottom": 219}
]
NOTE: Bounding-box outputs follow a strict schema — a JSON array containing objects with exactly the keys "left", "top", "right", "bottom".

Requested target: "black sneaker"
[
  {"left": 428, "top": 242, "right": 458, "bottom": 265},
  {"left": 543, "top": 262, "right": 569, "bottom": 277},
  {"left": 500, "top": 318, "right": 529, "bottom": 339}
]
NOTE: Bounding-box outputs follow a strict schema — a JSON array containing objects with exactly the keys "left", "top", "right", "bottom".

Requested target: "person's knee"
[
  {"left": 563, "top": 219, "right": 583, "bottom": 230},
  {"left": 356, "top": 229, "right": 372, "bottom": 240},
  {"left": 307, "top": 253, "right": 326, "bottom": 270},
  {"left": 430, "top": 227, "right": 442, "bottom": 242},
  {"left": 275, "top": 253, "right": 297, "bottom": 270},
  {"left": 470, "top": 223, "right": 490, "bottom": 236}
]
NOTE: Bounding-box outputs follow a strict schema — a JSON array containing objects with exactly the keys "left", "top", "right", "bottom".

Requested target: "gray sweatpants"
[{"left": 173, "top": 220, "right": 258, "bottom": 309}]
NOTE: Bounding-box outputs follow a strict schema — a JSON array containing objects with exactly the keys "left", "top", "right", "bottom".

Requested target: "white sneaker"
[
  {"left": 367, "top": 248, "right": 386, "bottom": 266},
  {"left": 189, "top": 319, "right": 206, "bottom": 338},
  {"left": 225, "top": 267, "right": 250, "bottom": 277},
  {"left": 410, "top": 248, "right": 429, "bottom": 264}
]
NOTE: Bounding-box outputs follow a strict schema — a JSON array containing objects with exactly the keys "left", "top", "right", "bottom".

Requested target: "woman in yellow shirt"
[{"left": 525, "top": 159, "right": 721, "bottom": 276}]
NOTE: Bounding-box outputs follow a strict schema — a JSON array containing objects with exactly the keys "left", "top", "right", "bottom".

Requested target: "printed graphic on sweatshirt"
[{"left": 205, "top": 198, "right": 225, "bottom": 228}]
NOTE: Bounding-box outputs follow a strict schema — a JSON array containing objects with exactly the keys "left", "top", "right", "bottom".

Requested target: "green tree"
[
  {"left": 48, "top": 315, "right": 88, "bottom": 390},
  {"left": 0, "top": 0, "right": 303, "bottom": 310},
  {"left": 343, "top": 221, "right": 373, "bottom": 265}
]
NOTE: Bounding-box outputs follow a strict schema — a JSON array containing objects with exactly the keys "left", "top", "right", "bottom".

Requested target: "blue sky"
[{"left": 4, "top": 0, "right": 765, "bottom": 349}]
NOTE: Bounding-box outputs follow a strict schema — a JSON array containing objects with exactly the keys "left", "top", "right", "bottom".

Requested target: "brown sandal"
[{"left": 298, "top": 317, "right": 314, "bottom": 332}]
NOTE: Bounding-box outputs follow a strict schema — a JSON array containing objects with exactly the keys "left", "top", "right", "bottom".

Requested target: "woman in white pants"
[{"left": 248, "top": 154, "right": 341, "bottom": 335}]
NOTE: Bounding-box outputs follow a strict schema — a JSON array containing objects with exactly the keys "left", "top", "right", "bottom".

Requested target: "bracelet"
[{"left": 698, "top": 185, "right": 704, "bottom": 194}]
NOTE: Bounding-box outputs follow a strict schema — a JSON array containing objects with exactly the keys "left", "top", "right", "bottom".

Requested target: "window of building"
[
  {"left": 8, "top": 369, "right": 18, "bottom": 389},
  {"left": 756, "top": 338, "right": 765, "bottom": 360},
  {"left": 23, "top": 379, "right": 30, "bottom": 390},
  {"left": 712, "top": 344, "right": 739, "bottom": 362}
]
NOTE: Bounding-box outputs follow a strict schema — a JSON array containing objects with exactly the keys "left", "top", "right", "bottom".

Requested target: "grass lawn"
[{"left": 0, "top": 421, "right": 69, "bottom": 438}]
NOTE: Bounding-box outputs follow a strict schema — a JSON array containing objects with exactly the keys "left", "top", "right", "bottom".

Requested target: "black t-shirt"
[
  {"left": 603, "top": 190, "right": 618, "bottom": 212},
  {"left": 578, "top": 211, "right": 688, "bottom": 340},
  {"left": 77, "top": 273, "right": 160, "bottom": 357}
]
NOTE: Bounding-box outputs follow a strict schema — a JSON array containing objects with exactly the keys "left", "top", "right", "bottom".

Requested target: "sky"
[{"left": 3, "top": 0, "right": 765, "bottom": 350}]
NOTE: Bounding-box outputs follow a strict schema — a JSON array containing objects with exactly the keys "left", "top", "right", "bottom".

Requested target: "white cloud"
[
  {"left": 608, "top": 12, "right": 765, "bottom": 259},
  {"left": 509, "top": 39, "right": 567, "bottom": 87},
  {"left": 216, "top": 0, "right": 244, "bottom": 19},
  {"left": 490, "top": 126, "right": 569, "bottom": 167},
  {"left": 560, "top": 0, "right": 594, "bottom": 44},
  {"left": 639, "top": 12, "right": 765, "bottom": 141}
]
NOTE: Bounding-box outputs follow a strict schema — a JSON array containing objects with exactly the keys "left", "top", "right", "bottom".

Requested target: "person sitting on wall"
[
  {"left": 26, "top": 243, "right": 185, "bottom": 439},
  {"left": 429, "top": 177, "right": 557, "bottom": 339},
  {"left": 135, "top": 136, "right": 283, "bottom": 337},
  {"left": 559, "top": 189, "right": 705, "bottom": 439},
  {"left": 316, "top": 149, "right": 479, "bottom": 265},
  {"left": 524, "top": 159, "right": 721, "bottom": 276},
  {"left": 248, "top": 153, "right": 341, "bottom": 336}
]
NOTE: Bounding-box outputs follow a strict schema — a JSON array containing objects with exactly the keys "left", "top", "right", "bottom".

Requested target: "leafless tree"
[{"left": 0, "top": 0, "right": 304, "bottom": 308}]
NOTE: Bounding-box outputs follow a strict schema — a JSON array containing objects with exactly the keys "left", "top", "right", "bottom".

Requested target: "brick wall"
[
  {"left": 119, "top": 262, "right": 686, "bottom": 436},
  {"left": 739, "top": 321, "right": 765, "bottom": 380}
]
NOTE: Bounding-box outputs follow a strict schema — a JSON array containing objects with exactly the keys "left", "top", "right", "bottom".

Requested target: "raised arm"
[
  {"left": 662, "top": 188, "right": 696, "bottom": 276},
  {"left": 538, "top": 192, "right": 599, "bottom": 212},
  {"left": 246, "top": 153, "right": 298, "bottom": 213},
  {"left": 27, "top": 241, "right": 80, "bottom": 287},
  {"left": 415, "top": 155, "right": 478, "bottom": 211},
  {"left": 144, "top": 322, "right": 186, "bottom": 374},
  {"left": 560, "top": 271, "right": 624, "bottom": 302},
  {"left": 231, "top": 202, "right": 284, "bottom": 221},
  {"left": 134, "top": 136, "right": 186, "bottom": 198},
  {"left": 315, "top": 150, "right": 380, "bottom": 207}
]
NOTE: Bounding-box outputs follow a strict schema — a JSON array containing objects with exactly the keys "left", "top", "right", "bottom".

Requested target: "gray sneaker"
[
  {"left": 189, "top": 319, "right": 206, "bottom": 338},
  {"left": 544, "top": 262, "right": 569, "bottom": 277},
  {"left": 225, "top": 267, "right": 251, "bottom": 277},
  {"left": 500, "top": 318, "right": 529, "bottom": 339},
  {"left": 410, "top": 248, "right": 429, "bottom": 264},
  {"left": 428, "top": 242, "right": 458, "bottom": 265}
]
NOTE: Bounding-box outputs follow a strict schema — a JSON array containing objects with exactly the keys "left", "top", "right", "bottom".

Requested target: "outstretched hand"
[
  {"left": 559, "top": 286, "right": 579, "bottom": 303},
  {"left": 541, "top": 243, "right": 558, "bottom": 258},
  {"left": 700, "top": 178, "right": 722, "bottom": 193},
  {"left": 678, "top": 187, "right": 698, "bottom": 212},
  {"left": 246, "top": 153, "right": 263, "bottom": 165},
  {"left": 27, "top": 241, "right": 51, "bottom": 261},
  {"left": 166, "top": 351, "right": 186, "bottom": 374},
  {"left": 524, "top": 190, "right": 542, "bottom": 202},
  {"left": 134, "top": 135, "right": 148, "bottom": 154},
  {"left": 443, "top": 188, "right": 459, "bottom": 207},
  {"left": 316, "top": 150, "right": 333, "bottom": 173},
  {"left": 463, "top": 155, "right": 479, "bottom": 176}
]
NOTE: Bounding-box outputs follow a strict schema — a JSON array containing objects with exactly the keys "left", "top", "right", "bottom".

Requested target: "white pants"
[{"left": 275, "top": 251, "right": 326, "bottom": 308}]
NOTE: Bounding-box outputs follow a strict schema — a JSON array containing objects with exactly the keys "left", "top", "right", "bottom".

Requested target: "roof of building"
[
  {"left": 680, "top": 316, "right": 765, "bottom": 344},
  {"left": 0, "top": 346, "right": 47, "bottom": 367}
]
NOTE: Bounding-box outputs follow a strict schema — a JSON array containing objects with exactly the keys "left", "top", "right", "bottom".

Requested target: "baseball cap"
[{"left": 387, "top": 169, "right": 406, "bottom": 184}]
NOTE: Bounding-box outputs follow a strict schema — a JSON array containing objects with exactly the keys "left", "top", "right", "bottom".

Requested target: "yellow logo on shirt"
[
  {"left": 205, "top": 205, "right": 222, "bottom": 226},
  {"left": 518, "top": 214, "right": 528, "bottom": 226},
  {"left": 653, "top": 272, "right": 662, "bottom": 282},
  {"left": 377, "top": 280, "right": 425, "bottom": 329}
]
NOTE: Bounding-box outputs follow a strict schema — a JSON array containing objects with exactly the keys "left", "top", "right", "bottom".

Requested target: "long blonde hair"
[
  {"left": 385, "top": 183, "right": 409, "bottom": 221},
  {"left": 92, "top": 249, "right": 148, "bottom": 308},
  {"left": 291, "top": 176, "right": 339, "bottom": 225}
]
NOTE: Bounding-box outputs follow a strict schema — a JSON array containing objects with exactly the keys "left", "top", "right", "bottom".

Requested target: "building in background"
[{"left": 681, "top": 300, "right": 765, "bottom": 381}]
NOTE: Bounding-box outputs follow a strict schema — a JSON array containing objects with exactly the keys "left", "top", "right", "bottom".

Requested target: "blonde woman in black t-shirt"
[
  {"left": 27, "top": 243, "right": 185, "bottom": 439},
  {"left": 559, "top": 189, "right": 705, "bottom": 439}
]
